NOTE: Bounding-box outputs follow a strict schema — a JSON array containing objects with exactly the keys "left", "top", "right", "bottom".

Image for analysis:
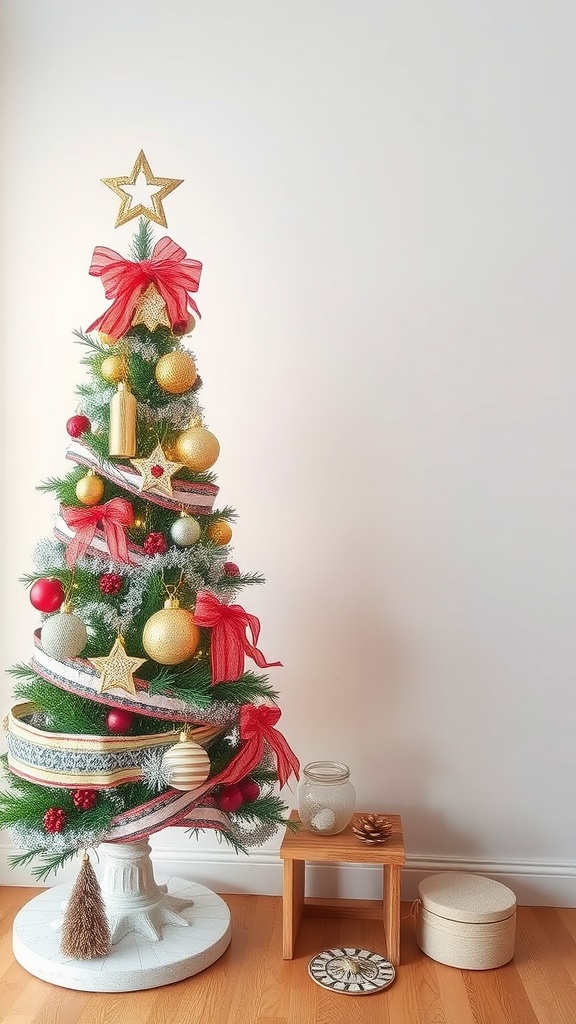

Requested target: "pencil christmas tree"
[{"left": 1, "top": 152, "right": 299, "bottom": 893}]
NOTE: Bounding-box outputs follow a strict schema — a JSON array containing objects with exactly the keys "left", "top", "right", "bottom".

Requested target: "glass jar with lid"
[{"left": 297, "top": 761, "right": 356, "bottom": 835}]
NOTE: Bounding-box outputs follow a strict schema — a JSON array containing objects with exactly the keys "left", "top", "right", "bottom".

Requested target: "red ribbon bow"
[
  {"left": 87, "top": 236, "right": 202, "bottom": 339},
  {"left": 61, "top": 498, "right": 134, "bottom": 568},
  {"left": 193, "top": 591, "right": 282, "bottom": 685},
  {"left": 210, "top": 704, "right": 300, "bottom": 790}
]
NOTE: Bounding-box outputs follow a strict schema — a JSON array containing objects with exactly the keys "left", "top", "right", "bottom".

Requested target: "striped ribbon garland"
[
  {"left": 6, "top": 702, "right": 219, "bottom": 789},
  {"left": 29, "top": 629, "right": 239, "bottom": 728},
  {"left": 66, "top": 439, "right": 219, "bottom": 515},
  {"left": 7, "top": 702, "right": 232, "bottom": 840},
  {"left": 105, "top": 791, "right": 230, "bottom": 842}
]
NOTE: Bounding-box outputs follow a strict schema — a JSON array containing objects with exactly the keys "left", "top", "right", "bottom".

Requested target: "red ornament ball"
[
  {"left": 99, "top": 572, "right": 124, "bottom": 596},
  {"left": 223, "top": 562, "right": 240, "bottom": 577},
  {"left": 238, "top": 778, "right": 260, "bottom": 803},
  {"left": 106, "top": 707, "right": 135, "bottom": 734},
  {"left": 144, "top": 531, "right": 169, "bottom": 556},
  {"left": 72, "top": 789, "right": 98, "bottom": 811},
  {"left": 66, "top": 414, "right": 91, "bottom": 438},
  {"left": 43, "top": 807, "right": 67, "bottom": 833},
  {"left": 30, "top": 578, "right": 66, "bottom": 613},
  {"left": 217, "top": 784, "right": 244, "bottom": 813}
]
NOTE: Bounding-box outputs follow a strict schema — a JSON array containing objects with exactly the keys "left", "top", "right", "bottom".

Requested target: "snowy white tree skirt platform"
[{"left": 12, "top": 841, "right": 232, "bottom": 992}]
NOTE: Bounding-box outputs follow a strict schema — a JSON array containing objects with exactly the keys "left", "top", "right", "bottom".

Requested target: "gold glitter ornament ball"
[
  {"left": 206, "top": 520, "right": 233, "bottom": 545},
  {"left": 75, "top": 471, "right": 105, "bottom": 506},
  {"left": 142, "top": 599, "right": 201, "bottom": 665},
  {"left": 101, "top": 355, "right": 126, "bottom": 383},
  {"left": 98, "top": 332, "right": 118, "bottom": 347},
  {"left": 175, "top": 425, "right": 220, "bottom": 472},
  {"left": 162, "top": 732, "right": 211, "bottom": 791},
  {"left": 155, "top": 352, "right": 197, "bottom": 394}
]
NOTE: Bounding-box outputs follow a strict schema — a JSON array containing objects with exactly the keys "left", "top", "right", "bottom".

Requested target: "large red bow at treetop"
[
  {"left": 193, "top": 590, "right": 282, "bottom": 685},
  {"left": 87, "top": 237, "right": 202, "bottom": 339},
  {"left": 61, "top": 498, "right": 134, "bottom": 568},
  {"left": 210, "top": 704, "right": 299, "bottom": 789}
]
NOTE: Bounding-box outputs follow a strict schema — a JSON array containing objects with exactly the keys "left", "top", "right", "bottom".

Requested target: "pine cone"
[{"left": 352, "top": 813, "right": 393, "bottom": 844}]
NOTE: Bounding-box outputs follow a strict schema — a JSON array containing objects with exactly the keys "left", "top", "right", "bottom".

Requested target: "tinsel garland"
[{"left": 32, "top": 540, "right": 231, "bottom": 637}]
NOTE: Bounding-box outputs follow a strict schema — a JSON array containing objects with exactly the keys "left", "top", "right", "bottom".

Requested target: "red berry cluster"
[
  {"left": 217, "top": 777, "right": 260, "bottom": 813},
  {"left": 223, "top": 562, "right": 240, "bottom": 577},
  {"left": 99, "top": 572, "right": 124, "bottom": 595},
  {"left": 144, "top": 531, "right": 169, "bottom": 555},
  {"left": 72, "top": 789, "right": 98, "bottom": 811},
  {"left": 43, "top": 807, "right": 67, "bottom": 833}
]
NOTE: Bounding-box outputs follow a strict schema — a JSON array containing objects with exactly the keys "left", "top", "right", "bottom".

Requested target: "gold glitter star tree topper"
[{"left": 102, "top": 150, "right": 183, "bottom": 228}]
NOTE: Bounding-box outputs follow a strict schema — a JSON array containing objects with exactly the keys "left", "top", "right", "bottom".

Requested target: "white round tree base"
[{"left": 12, "top": 841, "right": 232, "bottom": 992}]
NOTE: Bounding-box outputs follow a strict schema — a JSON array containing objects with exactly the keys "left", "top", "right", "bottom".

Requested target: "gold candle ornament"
[{"left": 109, "top": 382, "right": 137, "bottom": 457}]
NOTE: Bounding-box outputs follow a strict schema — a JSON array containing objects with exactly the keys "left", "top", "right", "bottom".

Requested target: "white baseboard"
[{"left": 1, "top": 839, "right": 574, "bottom": 907}]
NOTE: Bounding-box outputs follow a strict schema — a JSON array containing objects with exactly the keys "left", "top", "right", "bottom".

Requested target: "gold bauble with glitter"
[
  {"left": 155, "top": 352, "right": 197, "bottom": 394},
  {"left": 101, "top": 355, "right": 126, "bottom": 383},
  {"left": 75, "top": 470, "right": 105, "bottom": 506},
  {"left": 98, "top": 332, "right": 118, "bottom": 347},
  {"left": 206, "top": 520, "right": 233, "bottom": 546},
  {"left": 142, "top": 598, "right": 201, "bottom": 665},
  {"left": 162, "top": 730, "right": 211, "bottom": 791},
  {"left": 174, "top": 423, "right": 220, "bottom": 472}
]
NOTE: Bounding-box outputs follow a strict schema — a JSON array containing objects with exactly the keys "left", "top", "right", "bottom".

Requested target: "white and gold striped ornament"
[{"left": 162, "top": 730, "right": 211, "bottom": 791}]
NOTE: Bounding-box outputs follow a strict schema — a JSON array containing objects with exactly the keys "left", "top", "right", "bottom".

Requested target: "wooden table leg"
[
  {"left": 383, "top": 863, "right": 401, "bottom": 966},
  {"left": 282, "top": 857, "right": 305, "bottom": 959}
]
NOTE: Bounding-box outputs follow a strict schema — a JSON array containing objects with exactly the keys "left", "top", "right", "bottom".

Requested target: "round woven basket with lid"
[{"left": 416, "top": 871, "right": 516, "bottom": 970}]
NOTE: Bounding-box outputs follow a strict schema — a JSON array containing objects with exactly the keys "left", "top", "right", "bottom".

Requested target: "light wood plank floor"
[{"left": 1, "top": 887, "right": 576, "bottom": 1024}]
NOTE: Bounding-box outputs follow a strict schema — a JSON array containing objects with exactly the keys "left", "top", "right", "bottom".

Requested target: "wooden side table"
[{"left": 279, "top": 811, "right": 405, "bottom": 965}]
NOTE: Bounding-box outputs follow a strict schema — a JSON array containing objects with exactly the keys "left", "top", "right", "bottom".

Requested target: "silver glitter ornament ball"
[
  {"left": 170, "top": 515, "right": 202, "bottom": 547},
  {"left": 40, "top": 610, "right": 88, "bottom": 659}
]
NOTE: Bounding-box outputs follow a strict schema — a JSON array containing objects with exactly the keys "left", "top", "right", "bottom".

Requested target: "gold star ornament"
[
  {"left": 131, "top": 283, "right": 171, "bottom": 331},
  {"left": 102, "top": 150, "right": 183, "bottom": 228},
  {"left": 130, "top": 443, "right": 184, "bottom": 497},
  {"left": 90, "top": 636, "right": 146, "bottom": 695}
]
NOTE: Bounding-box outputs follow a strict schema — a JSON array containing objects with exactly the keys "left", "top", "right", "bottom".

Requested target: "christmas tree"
[{"left": 0, "top": 152, "right": 299, "bottom": 893}]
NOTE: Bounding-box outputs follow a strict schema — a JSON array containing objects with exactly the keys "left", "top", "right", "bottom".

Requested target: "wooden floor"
[{"left": 1, "top": 888, "right": 576, "bottom": 1024}]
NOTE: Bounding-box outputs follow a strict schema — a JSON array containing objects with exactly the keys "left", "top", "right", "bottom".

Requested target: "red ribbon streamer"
[
  {"left": 87, "top": 237, "right": 202, "bottom": 339},
  {"left": 61, "top": 498, "right": 134, "bottom": 568},
  {"left": 210, "top": 704, "right": 299, "bottom": 789},
  {"left": 193, "top": 590, "right": 282, "bottom": 685}
]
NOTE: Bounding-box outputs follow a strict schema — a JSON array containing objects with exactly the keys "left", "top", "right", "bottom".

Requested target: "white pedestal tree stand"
[{"left": 12, "top": 839, "right": 232, "bottom": 992}]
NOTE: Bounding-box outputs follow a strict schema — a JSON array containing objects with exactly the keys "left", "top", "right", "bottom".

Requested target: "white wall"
[{"left": 1, "top": 0, "right": 575, "bottom": 905}]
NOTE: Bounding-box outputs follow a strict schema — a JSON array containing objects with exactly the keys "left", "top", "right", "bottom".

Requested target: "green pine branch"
[
  {"left": 215, "top": 570, "right": 265, "bottom": 592},
  {"left": 185, "top": 826, "right": 248, "bottom": 855},
  {"left": 72, "top": 328, "right": 106, "bottom": 352},
  {"left": 147, "top": 661, "right": 213, "bottom": 706},
  {"left": 223, "top": 791, "right": 298, "bottom": 839},
  {"left": 8, "top": 663, "right": 45, "bottom": 683},
  {"left": 129, "top": 218, "right": 154, "bottom": 261},
  {"left": 9, "top": 847, "right": 81, "bottom": 883},
  {"left": 211, "top": 672, "right": 279, "bottom": 705},
  {"left": 12, "top": 678, "right": 108, "bottom": 735}
]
